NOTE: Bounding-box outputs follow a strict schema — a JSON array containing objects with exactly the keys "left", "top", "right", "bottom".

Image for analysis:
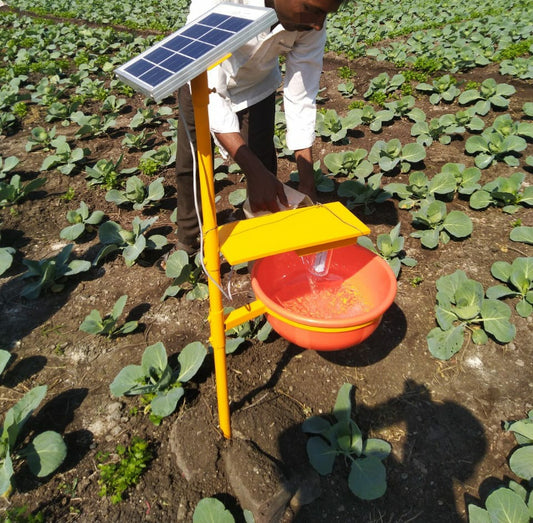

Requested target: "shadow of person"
[
  {"left": 12, "top": 388, "right": 90, "bottom": 493},
  {"left": 280, "top": 379, "right": 487, "bottom": 522}
]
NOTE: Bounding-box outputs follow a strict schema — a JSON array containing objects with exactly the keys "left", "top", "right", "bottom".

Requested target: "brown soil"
[{"left": 1, "top": 34, "right": 532, "bottom": 523}]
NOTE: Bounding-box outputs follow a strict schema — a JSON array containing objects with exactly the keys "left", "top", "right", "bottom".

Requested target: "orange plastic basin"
[{"left": 251, "top": 244, "right": 397, "bottom": 351}]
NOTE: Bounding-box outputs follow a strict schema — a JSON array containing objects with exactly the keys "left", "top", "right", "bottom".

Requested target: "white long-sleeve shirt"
[{"left": 187, "top": 0, "right": 326, "bottom": 151}]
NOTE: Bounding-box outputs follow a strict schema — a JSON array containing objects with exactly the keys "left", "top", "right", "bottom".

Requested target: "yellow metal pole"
[{"left": 190, "top": 72, "right": 231, "bottom": 439}]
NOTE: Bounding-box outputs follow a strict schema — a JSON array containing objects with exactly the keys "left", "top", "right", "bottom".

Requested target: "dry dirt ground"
[{"left": 0, "top": 34, "right": 532, "bottom": 523}]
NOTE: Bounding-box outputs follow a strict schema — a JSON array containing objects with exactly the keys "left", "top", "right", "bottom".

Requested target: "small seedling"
[
  {"left": 79, "top": 295, "right": 138, "bottom": 337},
  {"left": 410, "top": 276, "right": 424, "bottom": 287},
  {"left": 110, "top": 341, "right": 207, "bottom": 422},
  {"left": 302, "top": 383, "right": 391, "bottom": 500},
  {"left": 337, "top": 65, "right": 354, "bottom": 80},
  {"left": 60, "top": 187, "right": 76, "bottom": 202},
  {"left": 97, "top": 437, "right": 152, "bottom": 504}
]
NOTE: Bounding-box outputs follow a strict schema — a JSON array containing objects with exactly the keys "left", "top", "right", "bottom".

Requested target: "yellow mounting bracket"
[{"left": 190, "top": 71, "right": 369, "bottom": 439}]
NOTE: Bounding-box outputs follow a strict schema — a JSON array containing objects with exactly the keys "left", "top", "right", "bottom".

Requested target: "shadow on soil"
[
  {"left": 280, "top": 379, "right": 487, "bottom": 522},
  {"left": 318, "top": 302, "right": 406, "bottom": 367}
]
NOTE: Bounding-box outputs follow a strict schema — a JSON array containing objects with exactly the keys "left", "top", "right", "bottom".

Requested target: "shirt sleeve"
[
  {"left": 206, "top": 66, "right": 240, "bottom": 135},
  {"left": 283, "top": 26, "right": 326, "bottom": 151}
]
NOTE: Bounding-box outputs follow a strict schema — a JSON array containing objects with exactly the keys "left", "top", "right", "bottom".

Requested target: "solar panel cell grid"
[
  {"left": 219, "top": 17, "right": 253, "bottom": 31},
  {"left": 202, "top": 28, "right": 233, "bottom": 46},
  {"left": 201, "top": 13, "right": 231, "bottom": 26},
  {"left": 140, "top": 67, "right": 173, "bottom": 86},
  {"left": 116, "top": 4, "right": 277, "bottom": 100},
  {"left": 181, "top": 40, "right": 214, "bottom": 59}
]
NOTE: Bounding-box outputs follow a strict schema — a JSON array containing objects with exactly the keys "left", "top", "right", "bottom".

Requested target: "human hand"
[{"left": 247, "top": 168, "right": 289, "bottom": 213}]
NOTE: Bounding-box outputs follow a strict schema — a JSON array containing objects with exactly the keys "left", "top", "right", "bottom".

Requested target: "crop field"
[{"left": 0, "top": 0, "right": 532, "bottom": 521}]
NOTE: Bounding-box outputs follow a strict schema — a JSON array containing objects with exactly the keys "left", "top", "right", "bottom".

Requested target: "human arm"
[
  {"left": 214, "top": 131, "right": 289, "bottom": 213},
  {"left": 284, "top": 27, "right": 327, "bottom": 201}
]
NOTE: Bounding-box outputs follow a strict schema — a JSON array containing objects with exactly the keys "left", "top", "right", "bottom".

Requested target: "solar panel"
[{"left": 115, "top": 3, "right": 278, "bottom": 102}]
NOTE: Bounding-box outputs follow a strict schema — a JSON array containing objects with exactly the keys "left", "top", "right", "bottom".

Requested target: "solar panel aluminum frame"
[{"left": 115, "top": 3, "right": 278, "bottom": 102}]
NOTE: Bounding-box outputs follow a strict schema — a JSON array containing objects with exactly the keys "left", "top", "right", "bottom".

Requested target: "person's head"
[{"left": 267, "top": 0, "right": 343, "bottom": 32}]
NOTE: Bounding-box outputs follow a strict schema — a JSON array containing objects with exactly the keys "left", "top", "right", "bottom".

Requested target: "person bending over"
[{"left": 174, "top": 0, "right": 344, "bottom": 255}]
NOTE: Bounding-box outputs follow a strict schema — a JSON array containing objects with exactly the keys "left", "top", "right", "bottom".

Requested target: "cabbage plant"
[
  {"left": 415, "top": 74, "right": 460, "bottom": 105},
  {"left": 95, "top": 216, "right": 167, "bottom": 267},
  {"left": 458, "top": 78, "right": 516, "bottom": 115},
  {"left": 385, "top": 170, "right": 456, "bottom": 210},
  {"left": 110, "top": 341, "right": 207, "bottom": 423},
  {"left": 0, "top": 156, "right": 19, "bottom": 179},
  {"left": 486, "top": 258, "right": 533, "bottom": 317},
  {"left": 357, "top": 223, "right": 416, "bottom": 278},
  {"left": 469, "top": 172, "right": 533, "bottom": 213},
  {"left": 105, "top": 176, "right": 164, "bottom": 210},
  {"left": 324, "top": 149, "right": 373, "bottom": 180},
  {"left": 303, "top": 383, "right": 390, "bottom": 500},
  {"left": 427, "top": 270, "right": 516, "bottom": 360},
  {"left": 368, "top": 138, "right": 426, "bottom": 174},
  {"left": 60, "top": 201, "right": 105, "bottom": 241},
  {"left": 0, "top": 385, "right": 67, "bottom": 497},
  {"left": 410, "top": 200, "right": 472, "bottom": 249},
  {"left": 316, "top": 108, "right": 361, "bottom": 143}
]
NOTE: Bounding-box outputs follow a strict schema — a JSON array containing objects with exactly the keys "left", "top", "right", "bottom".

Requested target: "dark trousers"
[{"left": 175, "top": 84, "right": 277, "bottom": 245}]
